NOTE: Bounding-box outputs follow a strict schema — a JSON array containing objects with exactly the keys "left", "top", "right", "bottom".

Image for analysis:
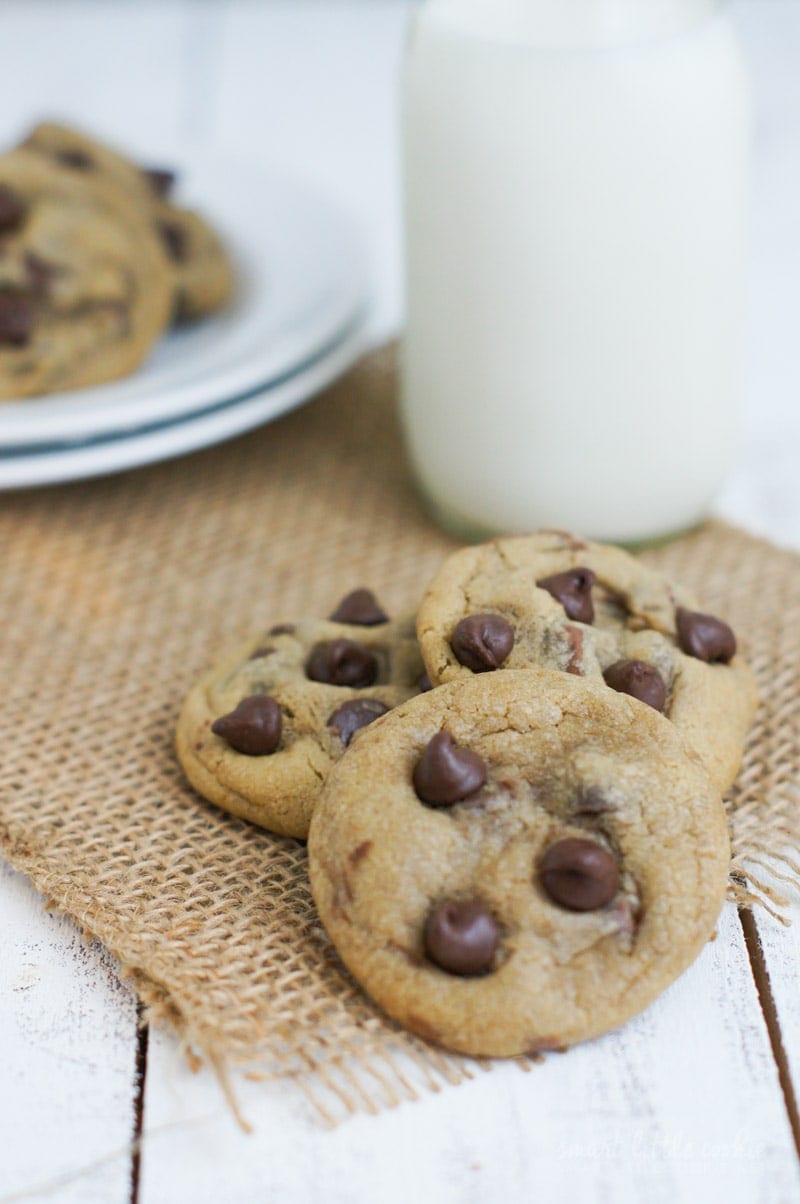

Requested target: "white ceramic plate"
[
  {"left": 0, "top": 158, "right": 368, "bottom": 446},
  {"left": 0, "top": 321, "right": 367, "bottom": 488}
]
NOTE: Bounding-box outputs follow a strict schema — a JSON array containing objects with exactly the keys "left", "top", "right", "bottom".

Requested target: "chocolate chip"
[
  {"left": 306, "top": 639, "right": 378, "bottom": 688},
  {"left": 329, "top": 588, "right": 389, "bottom": 626},
  {"left": 54, "top": 147, "right": 93, "bottom": 170},
  {"left": 328, "top": 698, "right": 389, "bottom": 746},
  {"left": 676, "top": 607, "right": 736, "bottom": 663},
  {"left": 158, "top": 220, "right": 188, "bottom": 263},
  {"left": 413, "top": 731, "right": 487, "bottom": 805},
  {"left": 424, "top": 900, "right": 500, "bottom": 976},
  {"left": 211, "top": 695, "right": 282, "bottom": 756},
  {"left": 539, "top": 839, "right": 619, "bottom": 911},
  {"left": 537, "top": 568, "right": 596, "bottom": 623},
  {"left": 143, "top": 167, "right": 176, "bottom": 197},
  {"left": 0, "top": 185, "right": 25, "bottom": 234},
  {"left": 450, "top": 614, "right": 514, "bottom": 673},
  {"left": 249, "top": 646, "right": 274, "bottom": 660},
  {"left": 416, "top": 669, "right": 433, "bottom": 693},
  {"left": 603, "top": 659, "right": 667, "bottom": 712},
  {"left": 0, "top": 293, "right": 33, "bottom": 347},
  {"left": 269, "top": 624, "right": 295, "bottom": 636}
]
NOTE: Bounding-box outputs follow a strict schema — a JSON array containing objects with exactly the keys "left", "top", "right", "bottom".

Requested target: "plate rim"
[{"left": 0, "top": 320, "right": 370, "bottom": 489}]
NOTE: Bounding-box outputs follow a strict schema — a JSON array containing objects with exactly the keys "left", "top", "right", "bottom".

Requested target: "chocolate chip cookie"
[
  {"left": 416, "top": 530, "right": 757, "bottom": 793},
  {"left": 309, "top": 670, "right": 730, "bottom": 1057},
  {"left": 176, "top": 591, "right": 425, "bottom": 838},
  {"left": 23, "top": 121, "right": 234, "bottom": 321},
  {"left": 0, "top": 149, "right": 172, "bottom": 398}
]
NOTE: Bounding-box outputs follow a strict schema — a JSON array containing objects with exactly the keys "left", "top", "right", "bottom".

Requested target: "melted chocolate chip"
[
  {"left": 143, "top": 167, "right": 176, "bottom": 197},
  {"left": 413, "top": 731, "right": 487, "bottom": 805},
  {"left": 539, "top": 839, "right": 619, "bottom": 911},
  {"left": 537, "top": 568, "right": 596, "bottom": 623},
  {"left": 676, "top": 607, "right": 736, "bottom": 663},
  {"left": 0, "top": 185, "right": 25, "bottom": 234},
  {"left": 306, "top": 639, "right": 378, "bottom": 688},
  {"left": 329, "top": 588, "right": 389, "bottom": 626},
  {"left": 416, "top": 668, "right": 433, "bottom": 693},
  {"left": 158, "top": 220, "right": 188, "bottom": 263},
  {"left": 0, "top": 293, "right": 33, "bottom": 347},
  {"left": 54, "top": 147, "right": 93, "bottom": 170},
  {"left": 269, "top": 624, "right": 295, "bottom": 637},
  {"left": 603, "top": 659, "right": 667, "bottom": 712},
  {"left": 424, "top": 900, "right": 500, "bottom": 976},
  {"left": 328, "top": 698, "right": 389, "bottom": 746},
  {"left": 450, "top": 613, "right": 514, "bottom": 673},
  {"left": 211, "top": 695, "right": 282, "bottom": 756}
]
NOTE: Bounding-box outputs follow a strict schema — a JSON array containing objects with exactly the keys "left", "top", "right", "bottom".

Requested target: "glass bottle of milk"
[{"left": 401, "top": 0, "right": 752, "bottom": 543}]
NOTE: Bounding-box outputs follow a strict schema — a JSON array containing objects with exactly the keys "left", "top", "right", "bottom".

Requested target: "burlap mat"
[{"left": 1, "top": 346, "right": 798, "bottom": 1124}]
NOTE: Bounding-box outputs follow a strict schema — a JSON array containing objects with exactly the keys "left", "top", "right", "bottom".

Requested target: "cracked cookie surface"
[
  {"left": 309, "top": 670, "right": 730, "bottom": 1056},
  {"left": 417, "top": 530, "right": 757, "bottom": 793},
  {"left": 176, "top": 594, "right": 424, "bottom": 838}
]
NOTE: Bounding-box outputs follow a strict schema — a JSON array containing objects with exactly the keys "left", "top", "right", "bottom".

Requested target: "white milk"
[{"left": 401, "top": 0, "right": 752, "bottom": 542}]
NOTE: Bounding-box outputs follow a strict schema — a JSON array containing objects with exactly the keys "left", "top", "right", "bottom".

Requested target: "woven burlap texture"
[{"left": 1, "top": 347, "right": 797, "bottom": 1124}]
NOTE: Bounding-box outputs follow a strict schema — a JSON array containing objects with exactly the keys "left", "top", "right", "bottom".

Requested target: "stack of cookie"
[
  {"left": 177, "top": 530, "right": 757, "bottom": 1056},
  {"left": 0, "top": 121, "right": 234, "bottom": 399}
]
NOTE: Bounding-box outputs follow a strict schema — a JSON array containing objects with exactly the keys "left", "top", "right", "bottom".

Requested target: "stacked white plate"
[{"left": 0, "top": 159, "right": 369, "bottom": 488}]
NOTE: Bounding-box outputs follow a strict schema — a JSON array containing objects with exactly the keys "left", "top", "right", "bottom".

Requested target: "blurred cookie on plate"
[
  {"left": 22, "top": 120, "right": 235, "bottom": 322},
  {"left": 0, "top": 148, "right": 172, "bottom": 398}
]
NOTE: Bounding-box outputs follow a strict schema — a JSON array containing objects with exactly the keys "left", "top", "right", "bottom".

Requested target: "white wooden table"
[{"left": 1, "top": 3, "right": 800, "bottom": 1201}]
